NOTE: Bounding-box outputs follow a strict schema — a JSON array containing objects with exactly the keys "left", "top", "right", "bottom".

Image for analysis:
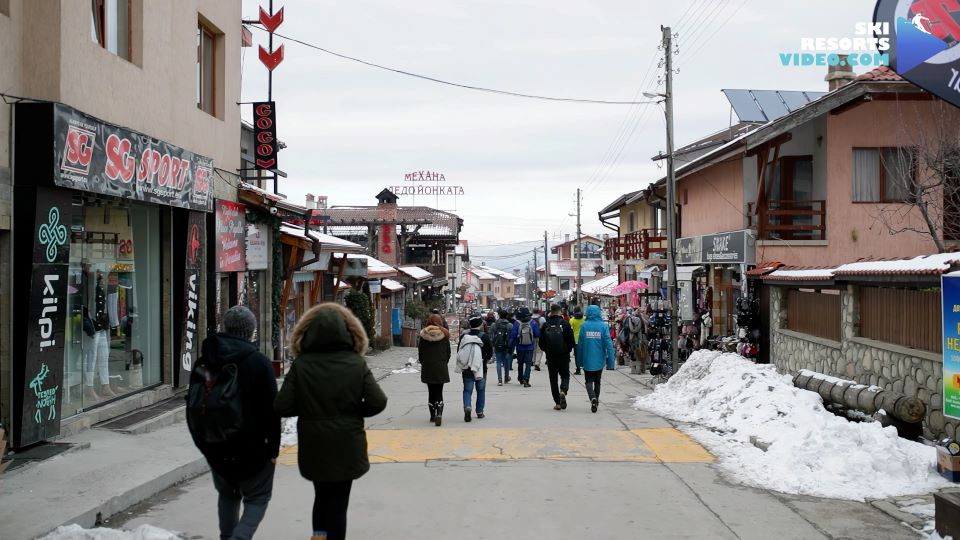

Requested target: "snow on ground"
[
  {"left": 634, "top": 350, "right": 951, "bottom": 501},
  {"left": 39, "top": 524, "right": 183, "bottom": 540},
  {"left": 281, "top": 416, "right": 298, "bottom": 447}
]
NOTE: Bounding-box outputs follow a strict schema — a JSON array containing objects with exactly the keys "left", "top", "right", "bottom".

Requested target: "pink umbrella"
[{"left": 610, "top": 280, "right": 648, "bottom": 295}]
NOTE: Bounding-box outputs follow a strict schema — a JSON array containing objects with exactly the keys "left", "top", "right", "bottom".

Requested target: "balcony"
[
  {"left": 603, "top": 229, "right": 667, "bottom": 262},
  {"left": 747, "top": 200, "right": 826, "bottom": 241}
]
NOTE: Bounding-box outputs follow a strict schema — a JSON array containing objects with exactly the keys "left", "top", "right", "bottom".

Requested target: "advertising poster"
[
  {"left": 179, "top": 211, "right": 205, "bottom": 386},
  {"left": 215, "top": 200, "right": 246, "bottom": 272},
  {"left": 944, "top": 272, "right": 960, "bottom": 419}
]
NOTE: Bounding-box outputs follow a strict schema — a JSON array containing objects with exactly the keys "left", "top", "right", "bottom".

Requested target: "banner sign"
[
  {"left": 944, "top": 272, "right": 960, "bottom": 419},
  {"left": 52, "top": 103, "right": 214, "bottom": 211},
  {"left": 16, "top": 189, "right": 73, "bottom": 447},
  {"left": 677, "top": 229, "right": 756, "bottom": 265},
  {"left": 215, "top": 200, "right": 246, "bottom": 272},
  {"left": 252, "top": 101, "right": 278, "bottom": 170},
  {"left": 246, "top": 222, "right": 269, "bottom": 271},
  {"left": 874, "top": 0, "right": 960, "bottom": 110},
  {"left": 179, "top": 211, "right": 205, "bottom": 386},
  {"left": 676, "top": 237, "right": 701, "bottom": 265}
]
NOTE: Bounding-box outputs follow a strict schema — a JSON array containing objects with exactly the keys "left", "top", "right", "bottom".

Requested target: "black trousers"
[
  {"left": 313, "top": 479, "right": 353, "bottom": 540},
  {"left": 584, "top": 370, "right": 603, "bottom": 401},
  {"left": 546, "top": 356, "right": 570, "bottom": 404},
  {"left": 426, "top": 383, "right": 444, "bottom": 403}
]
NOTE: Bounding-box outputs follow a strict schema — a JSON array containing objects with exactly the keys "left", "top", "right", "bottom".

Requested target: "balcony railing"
[
  {"left": 603, "top": 228, "right": 667, "bottom": 261},
  {"left": 747, "top": 200, "right": 826, "bottom": 241}
]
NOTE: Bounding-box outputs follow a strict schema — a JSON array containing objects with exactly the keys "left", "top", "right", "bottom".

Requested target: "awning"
[
  {"left": 279, "top": 224, "right": 364, "bottom": 254},
  {"left": 664, "top": 265, "right": 704, "bottom": 282},
  {"left": 637, "top": 265, "right": 661, "bottom": 280},
  {"left": 397, "top": 266, "right": 433, "bottom": 282},
  {"left": 382, "top": 279, "right": 405, "bottom": 292}
]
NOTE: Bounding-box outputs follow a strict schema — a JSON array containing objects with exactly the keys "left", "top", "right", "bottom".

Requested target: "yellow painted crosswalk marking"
[{"left": 277, "top": 428, "right": 713, "bottom": 465}]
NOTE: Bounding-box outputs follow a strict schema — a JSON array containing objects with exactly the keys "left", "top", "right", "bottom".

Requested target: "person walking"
[
  {"left": 274, "top": 303, "right": 388, "bottom": 540},
  {"left": 532, "top": 308, "right": 547, "bottom": 371},
  {"left": 539, "top": 304, "right": 575, "bottom": 410},
  {"left": 187, "top": 306, "right": 281, "bottom": 540},
  {"left": 418, "top": 313, "right": 452, "bottom": 425},
  {"left": 489, "top": 310, "right": 513, "bottom": 385},
  {"left": 576, "top": 304, "right": 615, "bottom": 413},
  {"left": 569, "top": 307, "right": 585, "bottom": 375},
  {"left": 510, "top": 307, "right": 540, "bottom": 387},
  {"left": 457, "top": 316, "right": 493, "bottom": 421}
]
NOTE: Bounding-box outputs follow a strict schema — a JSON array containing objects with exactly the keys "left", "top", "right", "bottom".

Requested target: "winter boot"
[
  {"left": 435, "top": 401, "right": 444, "bottom": 427},
  {"left": 428, "top": 402, "right": 437, "bottom": 423},
  {"left": 464, "top": 407, "right": 472, "bottom": 422}
]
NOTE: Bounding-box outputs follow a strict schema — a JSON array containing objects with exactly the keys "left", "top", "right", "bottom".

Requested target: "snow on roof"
[
  {"left": 279, "top": 224, "right": 364, "bottom": 252},
  {"left": 381, "top": 279, "right": 405, "bottom": 292},
  {"left": 470, "top": 267, "right": 497, "bottom": 280},
  {"left": 397, "top": 266, "right": 433, "bottom": 281},
  {"left": 332, "top": 253, "right": 398, "bottom": 277},
  {"left": 580, "top": 274, "right": 619, "bottom": 295},
  {"left": 477, "top": 266, "right": 519, "bottom": 281},
  {"left": 515, "top": 277, "right": 527, "bottom": 285},
  {"left": 764, "top": 267, "right": 836, "bottom": 281},
  {"left": 832, "top": 253, "right": 960, "bottom": 276}
]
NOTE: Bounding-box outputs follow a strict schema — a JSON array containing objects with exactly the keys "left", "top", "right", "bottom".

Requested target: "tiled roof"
[
  {"left": 316, "top": 206, "right": 462, "bottom": 236},
  {"left": 745, "top": 261, "right": 784, "bottom": 277},
  {"left": 763, "top": 267, "right": 836, "bottom": 281},
  {"left": 856, "top": 66, "right": 903, "bottom": 82},
  {"left": 832, "top": 253, "right": 960, "bottom": 276}
]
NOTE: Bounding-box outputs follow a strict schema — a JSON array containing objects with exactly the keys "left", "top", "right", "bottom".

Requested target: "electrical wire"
[
  {"left": 683, "top": 0, "right": 752, "bottom": 62},
  {"left": 245, "top": 25, "right": 658, "bottom": 106}
]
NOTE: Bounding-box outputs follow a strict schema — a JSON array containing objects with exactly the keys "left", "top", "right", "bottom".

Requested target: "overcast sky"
[{"left": 240, "top": 0, "right": 877, "bottom": 270}]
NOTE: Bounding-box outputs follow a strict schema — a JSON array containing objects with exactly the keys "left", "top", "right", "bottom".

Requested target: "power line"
[
  {"left": 683, "top": 0, "right": 752, "bottom": 62},
  {"left": 245, "top": 25, "right": 659, "bottom": 106}
]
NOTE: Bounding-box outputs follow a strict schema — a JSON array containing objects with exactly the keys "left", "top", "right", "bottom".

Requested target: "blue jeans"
[
  {"left": 494, "top": 349, "right": 512, "bottom": 380},
  {"left": 462, "top": 370, "right": 486, "bottom": 412},
  {"left": 517, "top": 349, "right": 534, "bottom": 383},
  {"left": 211, "top": 461, "right": 275, "bottom": 540}
]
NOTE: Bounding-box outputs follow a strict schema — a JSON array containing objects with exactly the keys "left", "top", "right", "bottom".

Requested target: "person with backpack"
[
  {"left": 418, "top": 313, "right": 452, "bottom": 425},
  {"left": 532, "top": 308, "right": 547, "bottom": 371},
  {"left": 539, "top": 304, "right": 575, "bottom": 410},
  {"left": 187, "top": 305, "right": 280, "bottom": 540},
  {"left": 490, "top": 310, "right": 513, "bottom": 386},
  {"left": 576, "top": 304, "right": 616, "bottom": 413},
  {"left": 569, "top": 307, "right": 585, "bottom": 375},
  {"left": 457, "top": 316, "right": 493, "bottom": 421},
  {"left": 509, "top": 306, "right": 540, "bottom": 387}
]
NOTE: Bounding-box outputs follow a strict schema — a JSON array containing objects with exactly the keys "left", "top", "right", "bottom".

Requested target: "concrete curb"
[{"left": 51, "top": 457, "right": 210, "bottom": 536}]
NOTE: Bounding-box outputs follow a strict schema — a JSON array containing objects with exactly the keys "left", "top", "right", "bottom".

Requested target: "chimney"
[
  {"left": 317, "top": 195, "right": 328, "bottom": 209},
  {"left": 305, "top": 193, "right": 316, "bottom": 209},
  {"left": 565, "top": 234, "right": 570, "bottom": 243},
  {"left": 825, "top": 55, "right": 857, "bottom": 91}
]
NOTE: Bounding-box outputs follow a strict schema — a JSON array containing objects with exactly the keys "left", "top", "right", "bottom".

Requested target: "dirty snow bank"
[
  {"left": 634, "top": 350, "right": 949, "bottom": 501},
  {"left": 39, "top": 524, "right": 182, "bottom": 540}
]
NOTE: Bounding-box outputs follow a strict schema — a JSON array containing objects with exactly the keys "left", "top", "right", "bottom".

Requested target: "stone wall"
[{"left": 770, "top": 285, "right": 950, "bottom": 440}]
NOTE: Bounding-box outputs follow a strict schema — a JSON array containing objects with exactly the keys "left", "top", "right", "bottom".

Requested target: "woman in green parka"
[{"left": 275, "top": 302, "right": 388, "bottom": 540}]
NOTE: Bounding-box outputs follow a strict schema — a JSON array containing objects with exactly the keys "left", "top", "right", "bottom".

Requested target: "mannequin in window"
[{"left": 84, "top": 273, "right": 115, "bottom": 400}]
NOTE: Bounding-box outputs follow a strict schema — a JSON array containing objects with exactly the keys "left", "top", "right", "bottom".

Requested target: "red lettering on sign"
[
  {"left": 194, "top": 167, "right": 211, "bottom": 193},
  {"left": 256, "top": 131, "right": 274, "bottom": 144},
  {"left": 255, "top": 157, "right": 276, "bottom": 169},
  {"left": 65, "top": 129, "right": 94, "bottom": 168},
  {"left": 255, "top": 117, "right": 273, "bottom": 130},
  {"left": 255, "top": 103, "right": 273, "bottom": 117},
  {"left": 104, "top": 134, "right": 135, "bottom": 182}
]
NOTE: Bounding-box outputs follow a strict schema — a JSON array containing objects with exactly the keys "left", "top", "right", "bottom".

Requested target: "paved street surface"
[{"left": 115, "top": 346, "right": 916, "bottom": 539}]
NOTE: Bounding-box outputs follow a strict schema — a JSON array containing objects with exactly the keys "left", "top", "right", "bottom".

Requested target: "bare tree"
[{"left": 870, "top": 100, "right": 960, "bottom": 253}]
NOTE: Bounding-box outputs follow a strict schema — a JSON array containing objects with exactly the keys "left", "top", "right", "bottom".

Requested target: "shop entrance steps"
[{"left": 93, "top": 396, "right": 186, "bottom": 435}]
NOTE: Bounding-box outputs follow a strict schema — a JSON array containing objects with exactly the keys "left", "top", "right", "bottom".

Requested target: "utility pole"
[
  {"left": 544, "top": 230, "right": 550, "bottom": 308},
  {"left": 532, "top": 248, "right": 538, "bottom": 307},
  {"left": 576, "top": 188, "right": 583, "bottom": 308},
  {"left": 663, "top": 25, "right": 679, "bottom": 374}
]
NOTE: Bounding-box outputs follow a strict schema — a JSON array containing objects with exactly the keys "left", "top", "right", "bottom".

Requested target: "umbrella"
[{"left": 610, "top": 280, "right": 648, "bottom": 295}]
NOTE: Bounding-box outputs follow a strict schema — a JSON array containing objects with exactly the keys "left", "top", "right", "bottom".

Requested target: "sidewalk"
[{"left": 0, "top": 346, "right": 417, "bottom": 540}]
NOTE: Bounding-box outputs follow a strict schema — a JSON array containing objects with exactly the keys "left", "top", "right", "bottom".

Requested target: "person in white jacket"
[{"left": 456, "top": 317, "right": 493, "bottom": 422}]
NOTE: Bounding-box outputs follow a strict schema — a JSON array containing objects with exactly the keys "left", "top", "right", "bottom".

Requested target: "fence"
[
  {"left": 859, "top": 287, "right": 942, "bottom": 353},
  {"left": 786, "top": 289, "right": 841, "bottom": 342}
]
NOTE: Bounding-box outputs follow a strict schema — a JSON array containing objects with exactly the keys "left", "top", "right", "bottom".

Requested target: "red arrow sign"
[
  {"left": 259, "top": 6, "right": 284, "bottom": 33},
  {"left": 259, "top": 44, "right": 284, "bottom": 71}
]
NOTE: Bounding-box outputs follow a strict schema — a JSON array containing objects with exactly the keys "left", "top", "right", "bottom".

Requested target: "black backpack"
[
  {"left": 492, "top": 320, "right": 511, "bottom": 351},
  {"left": 186, "top": 359, "right": 244, "bottom": 444},
  {"left": 539, "top": 320, "right": 566, "bottom": 356}
]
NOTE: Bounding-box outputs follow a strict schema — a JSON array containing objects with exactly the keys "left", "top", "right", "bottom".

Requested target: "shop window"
[
  {"left": 91, "top": 0, "right": 132, "bottom": 61},
  {"left": 63, "top": 199, "right": 161, "bottom": 417},
  {"left": 197, "top": 20, "right": 219, "bottom": 116},
  {"left": 852, "top": 148, "right": 915, "bottom": 202},
  {"left": 785, "top": 289, "right": 840, "bottom": 342}
]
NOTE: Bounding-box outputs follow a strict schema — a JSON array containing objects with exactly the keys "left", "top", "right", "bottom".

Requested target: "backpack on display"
[
  {"left": 518, "top": 321, "right": 534, "bottom": 346},
  {"left": 186, "top": 360, "right": 244, "bottom": 445},
  {"left": 539, "top": 321, "right": 566, "bottom": 356},
  {"left": 492, "top": 320, "right": 511, "bottom": 350}
]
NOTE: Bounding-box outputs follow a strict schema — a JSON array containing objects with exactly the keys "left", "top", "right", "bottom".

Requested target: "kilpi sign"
[{"left": 943, "top": 271, "right": 960, "bottom": 419}]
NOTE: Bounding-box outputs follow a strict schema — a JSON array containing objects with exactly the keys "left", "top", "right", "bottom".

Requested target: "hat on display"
[{"left": 223, "top": 305, "right": 257, "bottom": 340}]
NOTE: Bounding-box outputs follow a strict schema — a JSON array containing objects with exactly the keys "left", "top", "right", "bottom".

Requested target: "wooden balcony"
[
  {"left": 747, "top": 200, "right": 826, "bottom": 241},
  {"left": 603, "top": 229, "right": 667, "bottom": 261}
]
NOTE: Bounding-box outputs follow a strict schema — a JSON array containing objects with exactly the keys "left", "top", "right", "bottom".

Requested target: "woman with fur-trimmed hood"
[
  {"left": 275, "top": 302, "right": 388, "bottom": 540},
  {"left": 418, "top": 313, "right": 451, "bottom": 426}
]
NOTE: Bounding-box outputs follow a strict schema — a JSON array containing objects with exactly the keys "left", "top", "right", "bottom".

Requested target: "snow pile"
[
  {"left": 392, "top": 357, "right": 420, "bottom": 374},
  {"left": 281, "top": 416, "right": 298, "bottom": 447},
  {"left": 634, "top": 350, "right": 950, "bottom": 501},
  {"left": 39, "top": 524, "right": 183, "bottom": 540}
]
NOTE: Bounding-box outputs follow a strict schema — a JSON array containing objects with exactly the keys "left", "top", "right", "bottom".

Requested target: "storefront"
[{"left": 11, "top": 102, "right": 214, "bottom": 448}]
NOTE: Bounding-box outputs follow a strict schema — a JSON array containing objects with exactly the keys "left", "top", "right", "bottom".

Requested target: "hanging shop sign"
[
  {"left": 246, "top": 222, "right": 270, "bottom": 271},
  {"left": 943, "top": 272, "right": 960, "bottom": 419},
  {"left": 215, "top": 200, "right": 247, "bottom": 272},
  {"left": 21, "top": 103, "right": 215, "bottom": 211},
  {"left": 179, "top": 211, "right": 206, "bottom": 386},
  {"left": 15, "top": 189, "right": 74, "bottom": 447},
  {"left": 252, "top": 101, "right": 278, "bottom": 171},
  {"left": 676, "top": 229, "right": 756, "bottom": 265},
  {"left": 874, "top": 1, "right": 960, "bottom": 110},
  {"left": 676, "top": 237, "right": 701, "bottom": 266}
]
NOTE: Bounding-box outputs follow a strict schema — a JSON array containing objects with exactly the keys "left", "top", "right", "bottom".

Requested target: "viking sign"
[{"left": 874, "top": 0, "right": 960, "bottom": 109}]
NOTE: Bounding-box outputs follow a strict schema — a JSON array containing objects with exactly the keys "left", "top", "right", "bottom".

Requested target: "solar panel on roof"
[
  {"left": 751, "top": 91, "right": 791, "bottom": 121},
  {"left": 722, "top": 89, "right": 766, "bottom": 122},
  {"left": 778, "top": 91, "right": 813, "bottom": 111}
]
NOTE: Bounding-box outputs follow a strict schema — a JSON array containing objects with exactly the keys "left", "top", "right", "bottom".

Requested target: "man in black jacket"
[
  {"left": 539, "top": 304, "right": 576, "bottom": 410},
  {"left": 188, "top": 305, "right": 280, "bottom": 540}
]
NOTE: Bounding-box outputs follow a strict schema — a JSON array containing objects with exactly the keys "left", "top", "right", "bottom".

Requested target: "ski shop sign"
[
  {"left": 51, "top": 103, "right": 214, "bottom": 211},
  {"left": 677, "top": 229, "right": 756, "bottom": 265}
]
